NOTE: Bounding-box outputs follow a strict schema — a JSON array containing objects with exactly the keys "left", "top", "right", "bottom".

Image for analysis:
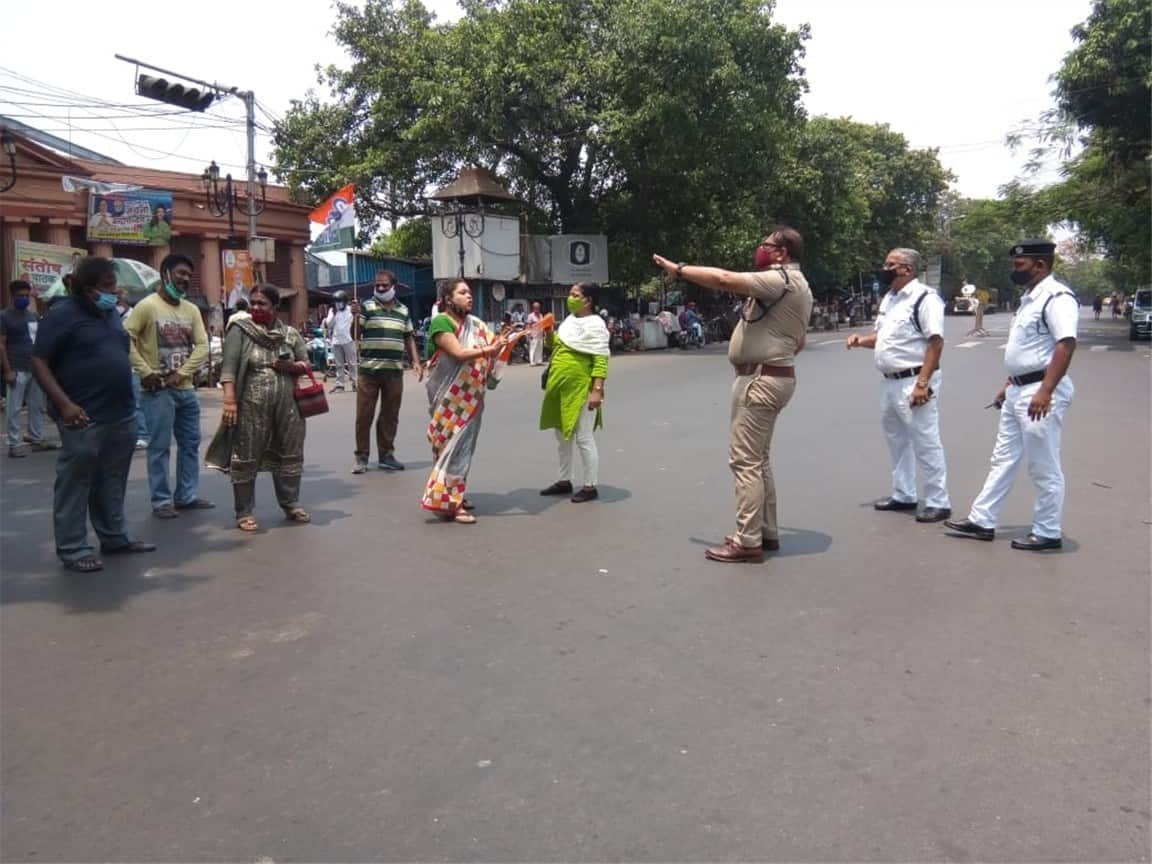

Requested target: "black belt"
[
  {"left": 1008, "top": 370, "right": 1046, "bottom": 387},
  {"left": 883, "top": 366, "right": 922, "bottom": 380}
]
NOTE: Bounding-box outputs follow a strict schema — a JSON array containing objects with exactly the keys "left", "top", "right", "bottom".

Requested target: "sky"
[{"left": 0, "top": 0, "right": 1092, "bottom": 202}]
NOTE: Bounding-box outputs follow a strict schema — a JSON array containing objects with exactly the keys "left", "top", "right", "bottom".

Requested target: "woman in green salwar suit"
[
  {"left": 205, "top": 284, "right": 311, "bottom": 531},
  {"left": 539, "top": 282, "right": 610, "bottom": 503}
]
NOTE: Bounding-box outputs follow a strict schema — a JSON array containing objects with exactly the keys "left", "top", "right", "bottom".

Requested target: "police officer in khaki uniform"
[
  {"left": 946, "top": 239, "right": 1078, "bottom": 551},
  {"left": 653, "top": 225, "right": 813, "bottom": 563}
]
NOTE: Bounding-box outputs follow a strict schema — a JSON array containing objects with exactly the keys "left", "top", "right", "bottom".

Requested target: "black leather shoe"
[
  {"left": 943, "top": 518, "right": 995, "bottom": 541},
  {"left": 1011, "top": 533, "right": 1063, "bottom": 551},
  {"left": 571, "top": 486, "right": 599, "bottom": 503},
  {"left": 916, "top": 506, "right": 952, "bottom": 523},
  {"left": 540, "top": 481, "right": 573, "bottom": 496},
  {"left": 874, "top": 497, "right": 918, "bottom": 511}
]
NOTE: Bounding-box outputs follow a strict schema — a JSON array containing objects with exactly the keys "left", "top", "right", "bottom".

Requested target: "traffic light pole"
[{"left": 116, "top": 54, "right": 262, "bottom": 248}]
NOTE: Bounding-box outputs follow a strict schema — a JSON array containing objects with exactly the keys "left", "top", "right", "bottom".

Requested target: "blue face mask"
[
  {"left": 94, "top": 291, "right": 119, "bottom": 312},
  {"left": 164, "top": 281, "right": 186, "bottom": 301},
  {"left": 13, "top": 296, "right": 30, "bottom": 310}
]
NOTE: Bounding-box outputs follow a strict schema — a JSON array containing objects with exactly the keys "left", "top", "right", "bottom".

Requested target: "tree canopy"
[
  {"left": 273, "top": 0, "right": 953, "bottom": 286},
  {"left": 1011, "top": 0, "right": 1150, "bottom": 285}
]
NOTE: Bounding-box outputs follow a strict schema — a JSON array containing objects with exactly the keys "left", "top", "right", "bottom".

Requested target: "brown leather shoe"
[
  {"left": 705, "top": 540, "right": 764, "bottom": 563},
  {"left": 725, "top": 535, "right": 779, "bottom": 551}
]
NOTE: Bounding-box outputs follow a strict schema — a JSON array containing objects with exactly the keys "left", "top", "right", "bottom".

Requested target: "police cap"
[{"left": 1009, "top": 239, "right": 1056, "bottom": 258}]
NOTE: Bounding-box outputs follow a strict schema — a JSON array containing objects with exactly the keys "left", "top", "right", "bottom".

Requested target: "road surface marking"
[
  {"left": 1089, "top": 344, "right": 1110, "bottom": 352},
  {"left": 954, "top": 341, "right": 984, "bottom": 349}
]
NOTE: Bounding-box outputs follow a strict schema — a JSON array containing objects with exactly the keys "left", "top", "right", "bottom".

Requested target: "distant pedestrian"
[
  {"left": 324, "top": 289, "right": 357, "bottom": 392},
  {"left": 30, "top": 257, "right": 155, "bottom": 572},
  {"left": 1092, "top": 295, "right": 1103, "bottom": 320},
  {"left": 526, "top": 301, "right": 545, "bottom": 366},
  {"left": 946, "top": 239, "right": 1078, "bottom": 551},
  {"left": 2, "top": 279, "right": 58, "bottom": 458},
  {"left": 125, "top": 254, "right": 213, "bottom": 518},
  {"left": 351, "top": 270, "right": 423, "bottom": 474},
  {"left": 847, "top": 247, "right": 951, "bottom": 523},
  {"left": 206, "top": 284, "right": 312, "bottom": 532}
]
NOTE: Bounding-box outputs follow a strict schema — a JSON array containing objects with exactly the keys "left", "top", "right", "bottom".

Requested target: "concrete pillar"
[
  {"left": 45, "top": 225, "right": 72, "bottom": 247},
  {"left": 3, "top": 223, "right": 31, "bottom": 307},
  {"left": 289, "top": 243, "right": 308, "bottom": 328},
  {"left": 150, "top": 244, "right": 170, "bottom": 270},
  {"left": 199, "top": 237, "right": 221, "bottom": 308}
]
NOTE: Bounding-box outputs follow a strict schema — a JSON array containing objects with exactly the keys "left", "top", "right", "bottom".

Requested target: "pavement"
[{"left": 2, "top": 311, "right": 1149, "bottom": 862}]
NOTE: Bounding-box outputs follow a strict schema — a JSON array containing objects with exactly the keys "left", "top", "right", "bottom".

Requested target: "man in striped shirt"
[{"left": 352, "top": 270, "right": 423, "bottom": 474}]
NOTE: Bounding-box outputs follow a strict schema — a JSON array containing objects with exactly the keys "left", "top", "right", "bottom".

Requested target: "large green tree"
[
  {"left": 778, "top": 117, "right": 951, "bottom": 289},
  {"left": 273, "top": 0, "right": 808, "bottom": 280},
  {"left": 273, "top": 0, "right": 953, "bottom": 286},
  {"left": 1011, "top": 0, "right": 1150, "bottom": 284}
]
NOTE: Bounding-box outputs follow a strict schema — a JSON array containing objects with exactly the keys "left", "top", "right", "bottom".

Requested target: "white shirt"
[
  {"left": 325, "top": 306, "right": 355, "bottom": 345},
  {"left": 873, "top": 279, "right": 944, "bottom": 375},
  {"left": 1004, "top": 275, "right": 1078, "bottom": 376}
]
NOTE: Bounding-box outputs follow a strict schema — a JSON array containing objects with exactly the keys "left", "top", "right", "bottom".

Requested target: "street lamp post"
[
  {"left": 0, "top": 128, "right": 17, "bottom": 194},
  {"left": 201, "top": 160, "right": 268, "bottom": 239}
]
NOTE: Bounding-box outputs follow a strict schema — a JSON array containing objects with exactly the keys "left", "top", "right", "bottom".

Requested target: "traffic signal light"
[{"left": 136, "top": 74, "right": 215, "bottom": 112}]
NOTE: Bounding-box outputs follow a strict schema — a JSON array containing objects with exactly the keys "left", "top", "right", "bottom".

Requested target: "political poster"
[
  {"left": 86, "top": 190, "right": 174, "bottom": 246},
  {"left": 222, "top": 248, "right": 255, "bottom": 309},
  {"left": 309, "top": 184, "right": 355, "bottom": 251},
  {"left": 12, "top": 240, "right": 86, "bottom": 295}
]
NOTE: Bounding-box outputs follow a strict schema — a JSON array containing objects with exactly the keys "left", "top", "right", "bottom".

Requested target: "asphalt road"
[{"left": 2, "top": 311, "right": 1149, "bottom": 862}]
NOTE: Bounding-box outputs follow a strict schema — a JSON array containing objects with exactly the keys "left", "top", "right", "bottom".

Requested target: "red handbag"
[{"left": 293, "top": 370, "right": 330, "bottom": 418}]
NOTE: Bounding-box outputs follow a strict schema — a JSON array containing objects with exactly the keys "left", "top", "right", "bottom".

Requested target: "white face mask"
[{"left": 375, "top": 287, "right": 395, "bottom": 303}]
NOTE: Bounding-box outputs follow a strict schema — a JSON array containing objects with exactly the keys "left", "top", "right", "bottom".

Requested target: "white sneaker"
[{"left": 135, "top": 439, "right": 149, "bottom": 450}]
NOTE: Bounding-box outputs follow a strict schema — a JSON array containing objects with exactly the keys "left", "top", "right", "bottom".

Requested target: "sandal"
[
  {"left": 453, "top": 511, "right": 477, "bottom": 524},
  {"left": 461, "top": 499, "right": 476, "bottom": 511},
  {"left": 63, "top": 557, "right": 103, "bottom": 573},
  {"left": 284, "top": 508, "right": 311, "bottom": 523},
  {"left": 237, "top": 516, "right": 260, "bottom": 532}
]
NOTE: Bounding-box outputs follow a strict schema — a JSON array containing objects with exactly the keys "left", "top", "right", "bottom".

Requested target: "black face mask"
[
  {"left": 878, "top": 268, "right": 899, "bottom": 286},
  {"left": 1010, "top": 269, "right": 1036, "bottom": 286}
]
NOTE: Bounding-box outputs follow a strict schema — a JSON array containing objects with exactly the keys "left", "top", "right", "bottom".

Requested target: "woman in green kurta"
[
  {"left": 144, "top": 205, "right": 172, "bottom": 246},
  {"left": 205, "top": 284, "right": 311, "bottom": 531},
  {"left": 539, "top": 282, "right": 610, "bottom": 503}
]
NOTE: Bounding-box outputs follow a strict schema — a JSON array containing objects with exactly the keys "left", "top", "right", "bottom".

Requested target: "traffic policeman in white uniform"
[
  {"left": 847, "top": 247, "right": 951, "bottom": 522},
  {"left": 946, "top": 239, "right": 1077, "bottom": 551}
]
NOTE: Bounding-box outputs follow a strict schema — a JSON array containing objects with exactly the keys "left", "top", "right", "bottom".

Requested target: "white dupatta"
[{"left": 558, "top": 313, "right": 611, "bottom": 356}]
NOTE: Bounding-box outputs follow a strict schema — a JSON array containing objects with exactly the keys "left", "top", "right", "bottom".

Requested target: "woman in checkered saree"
[{"left": 421, "top": 279, "right": 507, "bottom": 524}]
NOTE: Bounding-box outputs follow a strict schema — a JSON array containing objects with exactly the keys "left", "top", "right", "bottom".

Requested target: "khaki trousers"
[
  {"left": 729, "top": 373, "right": 796, "bottom": 547},
  {"left": 355, "top": 372, "right": 404, "bottom": 460}
]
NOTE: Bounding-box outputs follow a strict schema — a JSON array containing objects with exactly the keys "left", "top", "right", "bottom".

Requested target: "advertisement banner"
[
  {"left": 309, "top": 184, "right": 356, "bottom": 251},
  {"left": 12, "top": 240, "right": 86, "bottom": 295},
  {"left": 87, "top": 190, "right": 174, "bottom": 246},
  {"left": 222, "top": 248, "right": 255, "bottom": 309}
]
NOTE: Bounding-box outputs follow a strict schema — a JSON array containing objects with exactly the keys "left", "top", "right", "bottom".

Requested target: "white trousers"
[
  {"left": 880, "top": 370, "right": 950, "bottom": 509},
  {"left": 968, "top": 378, "right": 1073, "bottom": 538},
  {"left": 528, "top": 335, "right": 544, "bottom": 366},
  {"left": 332, "top": 342, "right": 357, "bottom": 385},
  {"left": 556, "top": 406, "right": 598, "bottom": 488}
]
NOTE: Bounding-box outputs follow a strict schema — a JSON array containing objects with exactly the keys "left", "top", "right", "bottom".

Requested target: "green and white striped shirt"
[{"left": 358, "top": 299, "right": 413, "bottom": 374}]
